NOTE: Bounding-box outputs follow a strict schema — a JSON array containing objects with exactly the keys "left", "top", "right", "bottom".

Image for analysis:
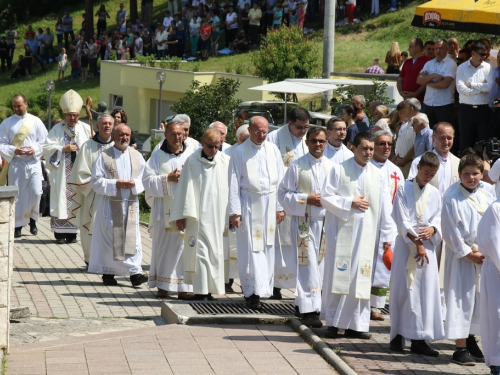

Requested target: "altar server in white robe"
[
  {"left": 476, "top": 198, "right": 500, "bottom": 375},
  {"left": 224, "top": 124, "right": 250, "bottom": 292},
  {"left": 229, "top": 115, "right": 285, "bottom": 310},
  {"left": 170, "top": 129, "right": 229, "bottom": 300},
  {"left": 143, "top": 121, "right": 194, "bottom": 298},
  {"left": 390, "top": 152, "right": 444, "bottom": 357},
  {"left": 43, "top": 90, "right": 91, "bottom": 244},
  {"left": 88, "top": 124, "right": 148, "bottom": 287},
  {"left": 209, "top": 121, "right": 231, "bottom": 152},
  {"left": 0, "top": 94, "right": 47, "bottom": 238},
  {"left": 321, "top": 132, "right": 395, "bottom": 340},
  {"left": 441, "top": 154, "right": 494, "bottom": 366},
  {"left": 267, "top": 107, "right": 310, "bottom": 299},
  {"left": 278, "top": 127, "right": 333, "bottom": 328},
  {"left": 369, "top": 130, "right": 403, "bottom": 322},
  {"left": 68, "top": 114, "right": 114, "bottom": 266},
  {"left": 323, "top": 116, "right": 353, "bottom": 164}
]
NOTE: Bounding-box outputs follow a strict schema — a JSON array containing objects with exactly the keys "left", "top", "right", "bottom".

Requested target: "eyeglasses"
[
  {"left": 376, "top": 141, "right": 393, "bottom": 146},
  {"left": 168, "top": 132, "right": 184, "bottom": 137},
  {"left": 475, "top": 51, "right": 488, "bottom": 58},
  {"left": 309, "top": 139, "right": 326, "bottom": 144},
  {"left": 252, "top": 130, "right": 268, "bottom": 135},
  {"left": 202, "top": 141, "right": 219, "bottom": 149},
  {"left": 292, "top": 123, "right": 309, "bottom": 130}
]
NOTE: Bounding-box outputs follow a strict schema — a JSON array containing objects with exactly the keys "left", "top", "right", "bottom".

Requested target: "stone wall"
[{"left": 0, "top": 187, "right": 18, "bottom": 354}]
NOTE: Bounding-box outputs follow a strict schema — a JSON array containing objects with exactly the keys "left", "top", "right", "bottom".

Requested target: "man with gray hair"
[
  {"left": 351, "top": 95, "right": 370, "bottom": 132},
  {"left": 369, "top": 129, "right": 403, "bottom": 321},
  {"left": 411, "top": 113, "right": 433, "bottom": 158},
  {"left": 172, "top": 114, "right": 200, "bottom": 150},
  {"left": 209, "top": 121, "right": 231, "bottom": 151},
  {"left": 225, "top": 124, "right": 250, "bottom": 157},
  {"left": 416, "top": 39, "right": 457, "bottom": 127},
  {"left": 392, "top": 98, "right": 420, "bottom": 177},
  {"left": 69, "top": 114, "right": 115, "bottom": 266}
]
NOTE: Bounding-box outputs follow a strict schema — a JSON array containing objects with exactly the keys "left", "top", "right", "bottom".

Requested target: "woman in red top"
[{"left": 199, "top": 20, "right": 212, "bottom": 60}]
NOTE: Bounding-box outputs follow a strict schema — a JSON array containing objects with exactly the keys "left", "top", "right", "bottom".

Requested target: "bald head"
[{"left": 112, "top": 123, "right": 131, "bottom": 151}]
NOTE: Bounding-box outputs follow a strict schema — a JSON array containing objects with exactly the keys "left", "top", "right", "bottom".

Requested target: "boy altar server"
[
  {"left": 320, "top": 132, "right": 395, "bottom": 339},
  {"left": 476, "top": 193, "right": 500, "bottom": 375},
  {"left": 278, "top": 127, "right": 333, "bottom": 328},
  {"left": 442, "top": 154, "right": 494, "bottom": 366},
  {"left": 390, "top": 152, "right": 444, "bottom": 356}
]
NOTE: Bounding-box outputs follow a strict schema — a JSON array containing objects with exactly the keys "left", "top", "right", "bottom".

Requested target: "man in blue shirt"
[
  {"left": 25, "top": 35, "right": 46, "bottom": 72},
  {"left": 412, "top": 113, "right": 433, "bottom": 157}
]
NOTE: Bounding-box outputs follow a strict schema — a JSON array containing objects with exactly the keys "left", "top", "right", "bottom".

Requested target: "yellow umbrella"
[{"left": 412, "top": 0, "right": 500, "bottom": 34}]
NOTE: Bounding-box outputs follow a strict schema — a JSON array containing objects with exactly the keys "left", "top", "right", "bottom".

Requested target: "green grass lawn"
[{"left": 0, "top": 0, "right": 491, "bottom": 123}]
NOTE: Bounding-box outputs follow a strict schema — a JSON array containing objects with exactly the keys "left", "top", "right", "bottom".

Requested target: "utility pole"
[{"left": 321, "top": 1, "right": 335, "bottom": 111}]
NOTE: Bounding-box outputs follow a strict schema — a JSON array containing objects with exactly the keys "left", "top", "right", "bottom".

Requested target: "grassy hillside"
[{"left": 0, "top": 0, "right": 492, "bottom": 122}]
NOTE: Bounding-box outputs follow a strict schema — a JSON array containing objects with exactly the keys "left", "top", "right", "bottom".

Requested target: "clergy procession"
[{"left": 3, "top": 89, "right": 500, "bottom": 375}]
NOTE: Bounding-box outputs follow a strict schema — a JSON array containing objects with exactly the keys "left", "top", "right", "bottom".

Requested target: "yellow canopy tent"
[{"left": 412, "top": 0, "right": 500, "bottom": 34}]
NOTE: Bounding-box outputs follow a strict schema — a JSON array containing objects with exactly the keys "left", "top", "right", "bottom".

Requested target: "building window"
[{"left": 111, "top": 95, "right": 123, "bottom": 109}]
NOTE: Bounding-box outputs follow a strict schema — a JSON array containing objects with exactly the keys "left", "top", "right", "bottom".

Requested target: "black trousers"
[
  {"left": 423, "top": 103, "right": 454, "bottom": 128},
  {"left": 458, "top": 104, "right": 491, "bottom": 153}
]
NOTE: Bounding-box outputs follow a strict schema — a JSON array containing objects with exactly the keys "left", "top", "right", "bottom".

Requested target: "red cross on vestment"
[{"left": 390, "top": 171, "right": 400, "bottom": 204}]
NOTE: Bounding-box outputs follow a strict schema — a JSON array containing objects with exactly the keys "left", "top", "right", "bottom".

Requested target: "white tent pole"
[{"left": 284, "top": 92, "right": 288, "bottom": 124}]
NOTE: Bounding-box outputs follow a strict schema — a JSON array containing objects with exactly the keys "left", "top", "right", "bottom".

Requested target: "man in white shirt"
[
  {"left": 163, "top": 10, "right": 173, "bottom": 28},
  {"left": 417, "top": 39, "right": 457, "bottom": 127},
  {"left": 456, "top": 40, "right": 494, "bottom": 153},
  {"left": 392, "top": 98, "right": 419, "bottom": 177},
  {"left": 323, "top": 116, "right": 353, "bottom": 164},
  {"left": 155, "top": 24, "right": 168, "bottom": 58}
]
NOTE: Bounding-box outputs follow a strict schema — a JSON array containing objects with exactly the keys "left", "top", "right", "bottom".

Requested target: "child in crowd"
[
  {"left": 289, "top": 10, "right": 297, "bottom": 26},
  {"left": 24, "top": 44, "right": 32, "bottom": 76},
  {"left": 58, "top": 48, "right": 67, "bottom": 81},
  {"left": 71, "top": 54, "right": 79, "bottom": 79},
  {"left": 210, "top": 24, "right": 219, "bottom": 57},
  {"left": 337, "top": 0, "right": 346, "bottom": 26}
]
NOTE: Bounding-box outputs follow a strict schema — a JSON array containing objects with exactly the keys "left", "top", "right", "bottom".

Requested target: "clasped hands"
[
  {"left": 116, "top": 179, "right": 135, "bottom": 189},
  {"left": 15, "top": 145, "right": 34, "bottom": 156},
  {"left": 229, "top": 211, "right": 286, "bottom": 229},
  {"left": 62, "top": 143, "right": 78, "bottom": 153}
]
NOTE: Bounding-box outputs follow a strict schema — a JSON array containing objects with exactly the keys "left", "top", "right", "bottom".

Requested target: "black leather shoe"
[
  {"left": 410, "top": 340, "right": 439, "bottom": 357},
  {"left": 466, "top": 336, "right": 484, "bottom": 361},
  {"left": 390, "top": 334, "right": 405, "bottom": 353},
  {"left": 294, "top": 305, "right": 302, "bottom": 318},
  {"left": 269, "top": 287, "right": 282, "bottom": 300},
  {"left": 193, "top": 294, "right": 209, "bottom": 301},
  {"left": 302, "top": 312, "right": 323, "bottom": 328},
  {"left": 130, "top": 273, "right": 148, "bottom": 286},
  {"left": 324, "top": 326, "right": 340, "bottom": 339},
  {"left": 344, "top": 329, "right": 372, "bottom": 339},
  {"left": 14, "top": 227, "right": 22, "bottom": 238},
  {"left": 246, "top": 294, "right": 262, "bottom": 310},
  {"left": 65, "top": 234, "right": 77, "bottom": 244},
  {"left": 102, "top": 274, "right": 118, "bottom": 286},
  {"left": 29, "top": 219, "right": 37, "bottom": 235},
  {"left": 56, "top": 238, "right": 65, "bottom": 244}
]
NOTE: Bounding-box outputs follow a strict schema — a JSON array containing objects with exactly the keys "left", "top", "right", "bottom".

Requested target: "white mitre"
[{"left": 59, "top": 90, "right": 83, "bottom": 114}]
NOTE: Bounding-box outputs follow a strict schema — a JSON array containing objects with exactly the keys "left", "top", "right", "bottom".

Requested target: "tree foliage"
[
  {"left": 171, "top": 77, "right": 241, "bottom": 142},
  {"left": 251, "top": 26, "right": 319, "bottom": 84}
]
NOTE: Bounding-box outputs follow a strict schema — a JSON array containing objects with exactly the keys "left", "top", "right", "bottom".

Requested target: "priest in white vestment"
[
  {"left": 43, "top": 90, "right": 91, "bottom": 244},
  {"left": 68, "top": 115, "right": 114, "bottom": 266},
  {"left": 323, "top": 116, "right": 353, "bottom": 164},
  {"left": 441, "top": 154, "right": 494, "bottom": 365},
  {"left": 88, "top": 124, "right": 148, "bottom": 287},
  {"left": 278, "top": 127, "right": 333, "bottom": 328},
  {"left": 0, "top": 94, "right": 47, "bottom": 238},
  {"left": 170, "top": 129, "right": 230, "bottom": 299},
  {"left": 321, "top": 132, "right": 395, "bottom": 340},
  {"left": 229, "top": 116, "right": 285, "bottom": 310},
  {"left": 142, "top": 122, "right": 194, "bottom": 298},
  {"left": 224, "top": 124, "right": 250, "bottom": 291},
  {"left": 267, "top": 108, "right": 310, "bottom": 298},
  {"left": 476, "top": 197, "right": 500, "bottom": 375},
  {"left": 369, "top": 130, "right": 403, "bottom": 321},
  {"left": 208, "top": 121, "right": 231, "bottom": 151},
  {"left": 390, "top": 152, "right": 444, "bottom": 357}
]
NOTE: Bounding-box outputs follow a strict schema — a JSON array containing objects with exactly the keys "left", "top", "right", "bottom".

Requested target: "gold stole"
[
  {"left": 0, "top": 116, "right": 36, "bottom": 186},
  {"left": 332, "top": 160, "right": 380, "bottom": 300},
  {"left": 297, "top": 156, "right": 330, "bottom": 266},
  {"left": 101, "top": 147, "right": 141, "bottom": 261},
  {"left": 242, "top": 140, "right": 278, "bottom": 252}
]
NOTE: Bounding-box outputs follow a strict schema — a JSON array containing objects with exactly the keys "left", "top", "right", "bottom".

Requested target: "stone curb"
[{"left": 288, "top": 318, "right": 357, "bottom": 375}]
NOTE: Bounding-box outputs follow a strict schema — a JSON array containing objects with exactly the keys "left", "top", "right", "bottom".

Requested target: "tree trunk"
[
  {"left": 85, "top": 0, "right": 94, "bottom": 39},
  {"left": 130, "top": 0, "right": 138, "bottom": 24}
]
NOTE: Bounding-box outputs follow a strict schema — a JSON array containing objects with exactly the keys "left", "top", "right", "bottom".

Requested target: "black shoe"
[
  {"left": 14, "top": 227, "right": 22, "bottom": 238},
  {"left": 302, "top": 312, "right": 323, "bottom": 328},
  {"left": 345, "top": 329, "right": 372, "bottom": 339},
  {"left": 294, "top": 305, "right": 302, "bottom": 318},
  {"left": 29, "top": 219, "right": 37, "bottom": 235},
  {"left": 410, "top": 340, "right": 439, "bottom": 357},
  {"left": 207, "top": 293, "right": 217, "bottom": 301},
  {"left": 324, "top": 326, "right": 340, "bottom": 339},
  {"left": 466, "top": 336, "right": 484, "bottom": 361},
  {"left": 192, "top": 294, "right": 209, "bottom": 301},
  {"left": 56, "top": 238, "right": 65, "bottom": 244},
  {"left": 102, "top": 274, "right": 118, "bottom": 286},
  {"left": 390, "top": 334, "right": 405, "bottom": 353},
  {"left": 246, "top": 294, "right": 262, "bottom": 310},
  {"left": 130, "top": 273, "right": 148, "bottom": 286},
  {"left": 452, "top": 349, "right": 476, "bottom": 366},
  {"left": 65, "top": 234, "right": 77, "bottom": 244},
  {"left": 269, "top": 287, "right": 282, "bottom": 300}
]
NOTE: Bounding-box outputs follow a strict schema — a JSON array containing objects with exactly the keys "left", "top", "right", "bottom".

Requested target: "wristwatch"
[{"left": 432, "top": 226, "right": 437, "bottom": 235}]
